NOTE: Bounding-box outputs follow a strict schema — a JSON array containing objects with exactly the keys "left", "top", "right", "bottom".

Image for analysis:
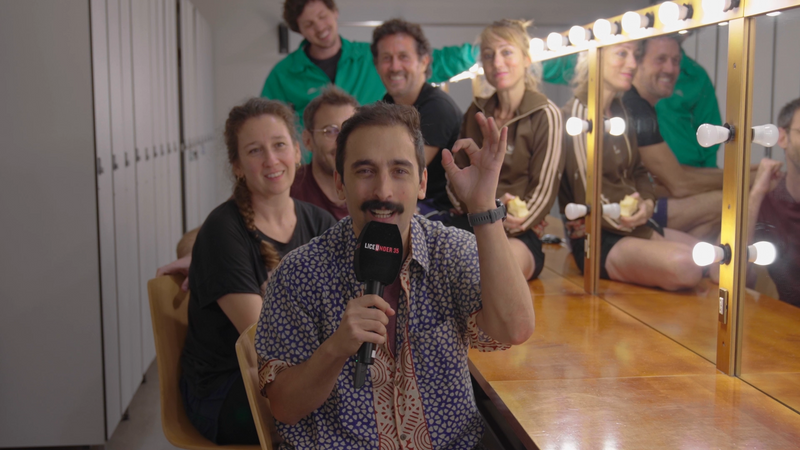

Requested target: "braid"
[{"left": 233, "top": 177, "right": 281, "bottom": 271}]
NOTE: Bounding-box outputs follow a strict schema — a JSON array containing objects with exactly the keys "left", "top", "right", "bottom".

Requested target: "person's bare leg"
[
  {"left": 666, "top": 190, "right": 723, "bottom": 237},
  {"left": 509, "top": 237, "right": 535, "bottom": 280},
  {"left": 662, "top": 227, "right": 700, "bottom": 247},
  {"left": 605, "top": 234, "right": 703, "bottom": 291},
  {"left": 684, "top": 219, "right": 721, "bottom": 242}
]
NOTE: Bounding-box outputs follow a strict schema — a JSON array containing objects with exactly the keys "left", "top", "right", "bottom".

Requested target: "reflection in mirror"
[
  {"left": 740, "top": 8, "right": 800, "bottom": 414},
  {"left": 577, "top": 27, "right": 731, "bottom": 365},
  {"left": 538, "top": 50, "right": 588, "bottom": 291}
]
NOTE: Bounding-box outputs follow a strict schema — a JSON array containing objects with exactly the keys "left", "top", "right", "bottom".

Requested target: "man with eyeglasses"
[
  {"left": 747, "top": 98, "right": 800, "bottom": 306},
  {"left": 291, "top": 86, "right": 357, "bottom": 220}
]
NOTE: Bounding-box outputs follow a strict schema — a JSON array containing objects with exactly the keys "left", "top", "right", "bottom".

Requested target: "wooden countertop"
[{"left": 469, "top": 262, "right": 800, "bottom": 449}]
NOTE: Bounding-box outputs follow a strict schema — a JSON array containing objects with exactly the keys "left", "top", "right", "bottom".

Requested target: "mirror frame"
[{"left": 530, "top": 0, "right": 800, "bottom": 375}]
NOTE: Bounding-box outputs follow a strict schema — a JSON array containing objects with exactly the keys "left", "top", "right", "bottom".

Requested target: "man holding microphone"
[{"left": 255, "top": 102, "right": 534, "bottom": 449}]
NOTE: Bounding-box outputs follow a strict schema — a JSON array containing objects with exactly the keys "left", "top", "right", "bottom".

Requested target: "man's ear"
[
  {"left": 334, "top": 170, "right": 346, "bottom": 200},
  {"left": 302, "top": 129, "right": 313, "bottom": 152},
  {"left": 778, "top": 127, "right": 789, "bottom": 150},
  {"left": 294, "top": 141, "right": 302, "bottom": 165},
  {"left": 422, "top": 54, "right": 432, "bottom": 77},
  {"left": 417, "top": 167, "right": 428, "bottom": 200}
]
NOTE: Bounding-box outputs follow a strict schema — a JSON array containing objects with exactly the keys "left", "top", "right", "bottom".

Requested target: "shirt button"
[{"left": 400, "top": 434, "right": 407, "bottom": 440}]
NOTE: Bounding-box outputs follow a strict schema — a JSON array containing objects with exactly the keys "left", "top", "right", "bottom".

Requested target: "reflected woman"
[
  {"left": 450, "top": 19, "right": 564, "bottom": 280},
  {"left": 559, "top": 42, "right": 709, "bottom": 291}
]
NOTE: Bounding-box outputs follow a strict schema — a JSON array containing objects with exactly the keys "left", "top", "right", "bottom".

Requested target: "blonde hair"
[
  {"left": 571, "top": 51, "right": 590, "bottom": 98},
  {"left": 478, "top": 19, "right": 542, "bottom": 92},
  {"left": 571, "top": 41, "right": 643, "bottom": 99}
]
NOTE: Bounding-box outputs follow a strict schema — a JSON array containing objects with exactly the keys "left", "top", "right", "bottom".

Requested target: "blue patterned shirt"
[{"left": 255, "top": 216, "right": 510, "bottom": 449}]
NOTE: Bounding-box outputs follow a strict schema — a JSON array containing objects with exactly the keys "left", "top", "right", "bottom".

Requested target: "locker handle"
[
  {"left": 145, "top": 148, "right": 150, "bottom": 161},
  {"left": 135, "top": 148, "right": 141, "bottom": 162},
  {"left": 153, "top": 147, "right": 158, "bottom": 159},
  {"left": 125, "top": 152, "right": 130, "bottom": 167},
  {"left": 97, "top": 157, "right": 104, "bottom": 176},
  {"left": 112, "top": 154, "right": 119, "bottom": 171}
]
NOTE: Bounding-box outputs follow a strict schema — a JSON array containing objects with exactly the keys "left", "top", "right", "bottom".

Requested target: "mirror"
[
  {"left": 539, "top": 49, "right": 589, "bottom": 293},
  {"left": 739, "top": 7, "right": 800, "bottom": 414},
  {"left": 583, "top": 24, "right": 730, "bottom": 365}
]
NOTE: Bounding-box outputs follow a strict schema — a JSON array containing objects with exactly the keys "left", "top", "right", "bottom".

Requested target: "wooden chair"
[
  {"left": 147, "top": 275, "right": 258, "bottom": 450},
  {"left": 236, "top": 324, "right": 281, "bottom": 450}
]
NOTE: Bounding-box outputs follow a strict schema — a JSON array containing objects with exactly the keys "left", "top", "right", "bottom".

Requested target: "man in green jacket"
[{"left": 262, "top": 0, "right": 475, "bottom": 129}]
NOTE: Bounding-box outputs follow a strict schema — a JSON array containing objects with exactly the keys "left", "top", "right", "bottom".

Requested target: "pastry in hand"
[
  {"left": 619, "top": 195, "right": 639, "bottom": 218},
  {"left": 507, "top": 196, "right": 529, "bottom": 218}
]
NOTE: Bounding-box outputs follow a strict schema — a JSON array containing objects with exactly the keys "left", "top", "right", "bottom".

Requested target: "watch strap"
[{"left": 467, "top": 200, "right": 507, "bottom": 227}]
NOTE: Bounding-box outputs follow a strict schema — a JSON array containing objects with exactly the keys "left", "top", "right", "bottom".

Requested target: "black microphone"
[{"left": 352, "top": 221, "right": 403, "bottom": 388}]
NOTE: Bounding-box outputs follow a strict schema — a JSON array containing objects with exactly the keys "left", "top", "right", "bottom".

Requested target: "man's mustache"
[{"left": 360, "top": 200, "right": 405, "bottom": 214}]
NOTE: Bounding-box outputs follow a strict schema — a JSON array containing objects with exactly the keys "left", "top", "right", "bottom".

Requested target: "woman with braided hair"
[{"left": 171, "top": 98, "right": 335, "bottom": 444}]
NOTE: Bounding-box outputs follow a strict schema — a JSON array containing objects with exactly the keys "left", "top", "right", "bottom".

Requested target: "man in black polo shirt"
[
  {"left": 623, "top": 35, "right": 724, "bottom": 241},
  {"left": 371, "top": 19, "right": 463, "bottom": 217}
]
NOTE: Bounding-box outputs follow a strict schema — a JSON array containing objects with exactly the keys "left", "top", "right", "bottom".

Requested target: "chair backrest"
[
  {"left": 148, "top": 275, "right": 258, "bottom": 450},
  {"left": 236, "top": 324, "right": 281, "bottom": 450}
]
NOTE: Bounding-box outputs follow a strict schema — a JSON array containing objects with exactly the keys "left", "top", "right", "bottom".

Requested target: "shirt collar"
[{"left": 288, "top": 36, "right": 355, "bottom": 74}]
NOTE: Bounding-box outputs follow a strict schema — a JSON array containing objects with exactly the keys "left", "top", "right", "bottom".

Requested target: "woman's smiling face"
[{"left": 604, "top": 42, "right": 640, "bottom": 95}]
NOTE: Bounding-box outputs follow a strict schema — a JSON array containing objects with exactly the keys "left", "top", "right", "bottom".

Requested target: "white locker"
[
  {"left": 90, "top": 0, "right": 123, "bottom": 433},
  {"left": 136, "top": 0, "right": 158, "bottom": 376},
  {"left": 167, "top": 0, "right": 184, "bottom": 244},
  {"left": 108, "top": 0, "right": 143, "bottom": 413}
]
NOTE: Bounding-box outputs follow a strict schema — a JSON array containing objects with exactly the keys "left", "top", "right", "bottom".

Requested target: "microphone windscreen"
[{"left": 354, "top": 221, "right": 403, "bottom": 285}]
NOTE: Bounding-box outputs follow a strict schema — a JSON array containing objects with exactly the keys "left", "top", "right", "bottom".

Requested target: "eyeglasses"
[{"left": 311, "top": 125, "right": 341, "bottom": 139}]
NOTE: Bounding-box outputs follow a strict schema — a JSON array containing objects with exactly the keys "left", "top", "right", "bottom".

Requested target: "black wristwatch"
[{"left": 467, "top": 199, "right": 507, "bottom": 227}]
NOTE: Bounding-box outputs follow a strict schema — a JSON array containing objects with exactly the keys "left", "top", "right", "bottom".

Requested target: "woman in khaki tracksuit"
[
  {"left": 449, "top": 19, "right": 564, "bottom": 280},
  {"left": 560, "top": 42, "right": 706, "bottom": 291}
]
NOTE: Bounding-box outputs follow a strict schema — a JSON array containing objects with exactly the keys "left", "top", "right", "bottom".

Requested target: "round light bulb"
[
  {"left": 529, "top": 38, "right": 545, "bottom": 55},
  {"left": 603, "top": 203, "right": 621, "bottom": 219},
  {"left": 566, "top": 117, "right": 588, "bottom": 136},
  {"left": 693, "top": 242, "right": 723, "bottom": 267},
  {"left": 547, "top": 32, "right": 566, "bottom": 51},
  {"left": 565, "top": 203, "right": 589, "bottom": 220},
  {"left": 696, "top": 124, "right": 731, "bottom": 147},
  {"left": 622, "top": 11, "right": 643, "bottom": 33},
  {"left": 752, "top": 124, "right": 779, "bottom": 147},
  {"left": 767, "top": 11, "right": 782, "bottom": 17},
  {"left": 752, "top": 241, "right": 777, "bottom": 266},
  {"left": 606, "top": 117, "right": 626, "bottom": 136},
  {"left": 569, "top": 26, "right": 589, "bottom": 46},
  {"left": 593, "top": 19, "right": 612, "bottom": 40},
  {"left": 659, "top": 2, "right": 680, "bottom": 26}
]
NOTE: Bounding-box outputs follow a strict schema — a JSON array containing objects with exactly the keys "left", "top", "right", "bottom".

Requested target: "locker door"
[
  {"left": 140, "top": 0, "right": 160, "bottom": 375},
  {"left": 90, "top": 0, "right": 122, "bottom": 434},
  {"left": 132, "top": 0, "right": 153, "bottom": 390},
  {"left": 167, "top": 0, "right": 183, "bottom": 244},
  {"left": 181, "top": 0, "right": 199, "bottom": 229},
  {"left": 120, "top": 0, "right": 141, "bottom": 350},
  {"left": 119, "top": 0, "right": 142, "bottom": 421},
  {"left": 107, "top": 0, "right": 142, "bottom": 413}
]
